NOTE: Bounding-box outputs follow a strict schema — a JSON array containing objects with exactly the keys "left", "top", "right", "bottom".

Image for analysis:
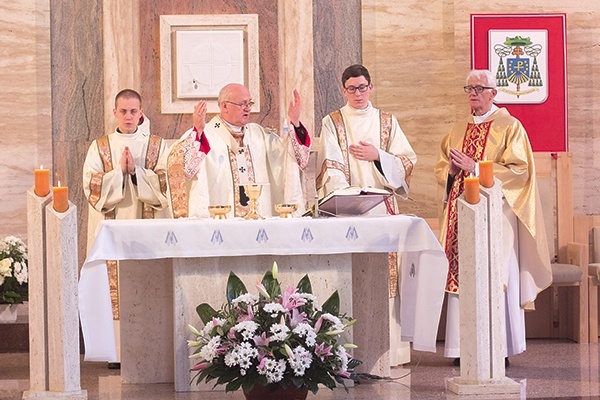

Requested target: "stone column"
[
  {"left": 446, "top": 182, "right": 520, "bottom": 396},
  {"left": 24, "top": 201, "right": 87, "bottom": 399},
  {"left": 25, "top": 189, "right": 53, "bottom": 392}
]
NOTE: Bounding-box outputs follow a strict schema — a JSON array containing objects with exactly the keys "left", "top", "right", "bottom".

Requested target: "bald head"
[{"left": 218, "top": 83, "right": 253, "bottom": 127}]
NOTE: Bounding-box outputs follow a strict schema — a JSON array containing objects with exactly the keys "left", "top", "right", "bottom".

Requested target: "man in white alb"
[
  {"left": 317, "top": 64, "right": 418, "bottom": 365},
  {"left": 83, "top": 89, "right": 169, "bottom": 367}
]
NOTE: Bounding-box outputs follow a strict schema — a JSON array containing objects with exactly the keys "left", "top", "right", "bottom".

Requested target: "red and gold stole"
[{"left": 444, "top": 122, "right": 491, "bottom": 293}]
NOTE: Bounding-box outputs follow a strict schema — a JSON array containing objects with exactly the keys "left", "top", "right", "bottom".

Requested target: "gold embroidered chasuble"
[
  {"left": 434, "top": 107, "right": 552, "bottom": 310},
  {"left": 167, "top": 115, "right": 306, "bottom": 219}
]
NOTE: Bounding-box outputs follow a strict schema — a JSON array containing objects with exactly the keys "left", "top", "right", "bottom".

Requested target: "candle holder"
[{"left": 243, "top": 184, "right": 263, "bottom": 220}]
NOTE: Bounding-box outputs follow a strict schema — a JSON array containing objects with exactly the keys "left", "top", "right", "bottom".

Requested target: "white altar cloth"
[{"left": 78, "top": 215, "right": 448, "bottom": 362}]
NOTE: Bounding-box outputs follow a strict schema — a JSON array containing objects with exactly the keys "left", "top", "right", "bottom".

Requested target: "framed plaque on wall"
[{"left": 471, "top": 14, "right": 567, "bottom": 152}]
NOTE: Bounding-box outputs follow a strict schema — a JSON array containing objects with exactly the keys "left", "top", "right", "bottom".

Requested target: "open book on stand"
[{"left": 309, "top": 186, "right": 392, "bottom": 217}]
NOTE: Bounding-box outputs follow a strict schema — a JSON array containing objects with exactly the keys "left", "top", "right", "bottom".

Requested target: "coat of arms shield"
[{"left": 489, "top": 30, "right": 548, "bottom": 104}]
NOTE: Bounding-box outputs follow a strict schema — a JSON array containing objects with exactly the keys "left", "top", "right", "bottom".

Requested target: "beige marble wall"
[
  {"left": 103, "top": 0, "right": 141, "bottom": 131},
  {"left": 363, "top": 0, "right": 458, "bottom": 218},
  {"left": 0, "top": 0, "right": 51, "bottom": 239},
  {"left": 362, "top": 0, "right": 600, "bottom": 217}
]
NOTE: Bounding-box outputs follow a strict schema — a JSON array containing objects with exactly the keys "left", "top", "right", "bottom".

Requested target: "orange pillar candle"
[
  {"left": 479, "top": 160, "right": 494, "bottom": 188},
  {"left": 464, "top": 176, "right": 480, "bottom": 205},
  {"left": 34, "top": 166, "right": 50, "bottom": 197},
  {"left": 52, "top": 181, "right": 69, "bottom": 212}
]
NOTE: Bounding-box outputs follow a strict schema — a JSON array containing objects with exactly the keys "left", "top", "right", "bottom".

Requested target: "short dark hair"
[
  {"left": 341, "top": 64, "right": 371, "bottom": 87},
  {"left": 115, "top": 89, "right": 142, "bottom": 108}
]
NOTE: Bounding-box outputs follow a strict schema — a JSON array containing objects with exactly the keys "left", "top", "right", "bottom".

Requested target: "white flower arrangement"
[
  {"left": 187, "top": 261, "right": 361, "bottom": 394},
  {"left": 0, "top": 235, "right": 28, "bottom": 305}
]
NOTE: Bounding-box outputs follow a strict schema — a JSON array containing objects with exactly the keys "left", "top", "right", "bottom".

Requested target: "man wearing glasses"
[
  {"left": 434, "top": 69, "right": 551, "bottom": 366},
  {"left": 167, "top": 83, "right": 310, "bottom": 218},
  {"left": 317, "top": 64, "right": 416, "bottom": 206},
  {"left": 316, "top": 64, "right": 417, "bottom": 366}
]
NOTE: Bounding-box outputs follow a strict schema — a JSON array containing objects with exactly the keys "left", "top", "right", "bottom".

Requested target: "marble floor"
[{"left": 0, "top": 339, "right": 599, "bottom": 399}]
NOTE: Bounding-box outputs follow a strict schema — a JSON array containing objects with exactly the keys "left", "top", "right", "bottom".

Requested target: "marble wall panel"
[
  {"left": 103, "top": 0, "right": 141, "bottom": 131},
  {"left": 0, "top": 0, "right": 51, "bottom": 239},
  {"left": 50, "top": 0, "right": 104, "bottom": 267},
  {"left": 138, "top": 0, "right": 280, "bottom": 140},
  {"left": 313, "top": 0, "right": 363, "bottom": 133}
]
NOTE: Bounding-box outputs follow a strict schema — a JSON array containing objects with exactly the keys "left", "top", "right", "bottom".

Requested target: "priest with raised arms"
[{"left": 167, "top": 83, "right": 311, "bottom": 219}]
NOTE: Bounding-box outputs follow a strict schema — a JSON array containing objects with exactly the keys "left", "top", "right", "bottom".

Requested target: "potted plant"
[
  {"left": 187, "top": 262, "right": 362, "bottom": 399},
  {"left": 0, "top": 236, "right": 28, "bottom": 322}
]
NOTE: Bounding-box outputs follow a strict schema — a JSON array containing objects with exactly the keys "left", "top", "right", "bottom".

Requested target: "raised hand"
[
  {"left": 287, "top": 89, "right": 302, "bottom": 126},
  {"left": 193, "top": 101, "right": 207, "bottom": 133}
]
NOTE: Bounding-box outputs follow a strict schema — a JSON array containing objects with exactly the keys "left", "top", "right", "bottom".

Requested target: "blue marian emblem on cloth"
[
  {"left": 256, "top": 228, "right": 269, "bottom": 243},
  {"left": 165, "top": 230, "right": 178, "bottom": 246},
  {"left": 345, "top": 226, "right": 358, "bottom": 241},
  {"left": 211, "top": 230, "right": 223, "bottom": 245},
  {"left": 301, "top": 228, "right": 314, "bottom": 243}
]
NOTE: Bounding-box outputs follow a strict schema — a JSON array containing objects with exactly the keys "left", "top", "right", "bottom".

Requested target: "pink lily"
[
  {"left": 256, "top": 281, "right": 270, "bottom": 299},
  {"left": 253, "top": 332, "right": 270, "bottom": 348},
  {"left": 236, "top": 304, "right": 255, "bottom": 322},
  {"left": 284, "top": 344, "right": 295, "bottom": 360},
  {"left": 227, "top": 327, "right": 236, "bottom": 340},
  {"left": 290, "top": 308, "right": 307, "bottom": 327},
  {"left": 314, "top": 342, "right": 334, "bottom": 361},
  {"left": 216, "top": 345, "right": 229, "bottom": 355},
  {"left": 337, "top": 370, "right": 351, "bottom": 379},
  {"left": 191, "top": 362, "right": 210, "bottom": 371},
  {"left": 258, "top": 357, "right": 268, "bottom": 371},
  {"left": 281, "top": 286, "right": 300, "bottom": 310},
  {"left": 314, "top": 315, "right": 324, "bottom": 333}
]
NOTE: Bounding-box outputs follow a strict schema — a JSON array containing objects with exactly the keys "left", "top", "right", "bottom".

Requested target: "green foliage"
[
  {"left": 226, "top": 272, "right": 247, "bottom": 304},
  {"left": 187, "top": 262, "right": 362, "bottom": 395}
]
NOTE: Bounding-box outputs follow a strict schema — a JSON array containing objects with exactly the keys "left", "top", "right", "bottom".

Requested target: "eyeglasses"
[
  {"left": 344, "top": 84, "right": 370, "bottom": 94},
  {"left": 463, "top": 85, "right": 494, "bottom": 94},
  {"left": 225, "top": 100, "right": 255, "bottom": 109}
]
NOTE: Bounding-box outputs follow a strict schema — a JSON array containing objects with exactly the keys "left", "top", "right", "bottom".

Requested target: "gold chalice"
[
  {"left": 208, "top": 205, "right": 231, "bottom": 220},
  {"left": 243, "top": 184, "right": 264, "bottom": 220},
  {"left": 275, "top": 203, "right": 297, "bottom": 218}
]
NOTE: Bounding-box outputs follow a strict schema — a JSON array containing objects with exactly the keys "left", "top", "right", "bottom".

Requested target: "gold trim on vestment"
[
  {"left": 444, "top": 121, "right": 491, "bottom": 294},
  {"left": 167, "top": 140, "right": 188, "bottom": 219}
]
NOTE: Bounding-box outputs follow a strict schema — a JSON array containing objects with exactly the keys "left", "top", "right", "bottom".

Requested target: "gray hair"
[{"left": 466, "top": 70, "right": 496, "bottom": 88}]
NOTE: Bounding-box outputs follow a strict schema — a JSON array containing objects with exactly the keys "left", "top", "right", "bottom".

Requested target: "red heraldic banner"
[{"left": 471, "top": 14, "right": 567, "bottom": 152}]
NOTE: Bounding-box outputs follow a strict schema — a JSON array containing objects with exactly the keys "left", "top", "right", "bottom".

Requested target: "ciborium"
[
  {"left": 274, "top": 203, "right": 297, "bottom": 218},
  {"left": 208, "top": 205, "right": 231, "bottom": 220},
  {"left": 243, "top": 184, "right": 264, "bottom": 220}
]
